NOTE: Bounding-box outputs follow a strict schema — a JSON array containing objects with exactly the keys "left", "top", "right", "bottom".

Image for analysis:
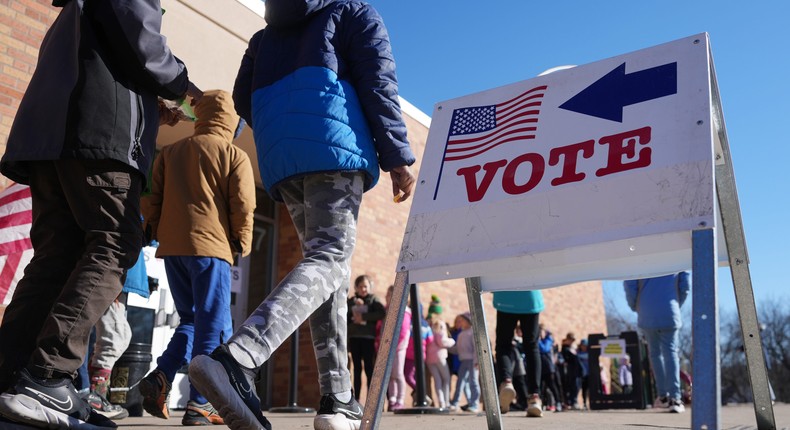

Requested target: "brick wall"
[{"left": 0, "top": 0, "right": 57, "bottom": 190}]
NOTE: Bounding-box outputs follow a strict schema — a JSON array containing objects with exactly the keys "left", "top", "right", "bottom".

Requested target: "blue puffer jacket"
[{"left": 233, "top": 0, "right": 415, "bottom": 200}]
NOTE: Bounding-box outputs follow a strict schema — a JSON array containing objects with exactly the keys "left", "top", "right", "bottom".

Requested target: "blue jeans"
[
  {"left": 451, "top": 359, "right": 480, "bottom": 408},
  {"left": 642, "top": 327, "right": 680, "bottom": 400},
  {"left": 158, "top": 256, "right": 232, "bottom": 403}
]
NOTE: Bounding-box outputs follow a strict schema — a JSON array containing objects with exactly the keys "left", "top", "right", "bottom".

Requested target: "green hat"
[{"left": 427, "top": 295, "right": 443, "bottom": 317}]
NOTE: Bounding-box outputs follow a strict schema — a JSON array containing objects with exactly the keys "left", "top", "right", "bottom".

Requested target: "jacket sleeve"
[
  {"left": 92, "top": 0, "right": 188, "bottom": 100},
  {"left": 624, "top": 280, "right": 639, "bottom": 311},
  {"left": 364, "top": 297, "right": 386, "bottom": 322},
  {"left": 677, "top": 271, "right": 691, "bottom": 307},
  {"left": 344, "top": 4, "right": 415, "bottom": 171},
  {"left": 142, "top": 151, "right": 165, "bottom": 241},
  {"left": 233, "top": 30, "right": 263, "bottom": 126},
  {"left": 228, "top": 151, "right": 256, "bottom": 257}
]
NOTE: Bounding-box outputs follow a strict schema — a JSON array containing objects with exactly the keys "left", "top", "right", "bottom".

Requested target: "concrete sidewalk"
[{"left": 106, "top": 403, "right": 788, "bottom": 430}]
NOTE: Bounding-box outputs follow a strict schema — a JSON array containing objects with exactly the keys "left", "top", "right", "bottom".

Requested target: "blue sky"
[{"left": 369, "top": 1, "right": 790, "bottom": 316}]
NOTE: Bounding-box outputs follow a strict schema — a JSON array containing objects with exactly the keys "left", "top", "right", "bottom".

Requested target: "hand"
[
  {"left": 158, "top": 100, "right": 182, "bottom": 126},
  {"left": 186, "top": 81, "right": 203, "bottom": 106},
  {"left": 390, "top": 165, "right": 416, "bottom": 203}
]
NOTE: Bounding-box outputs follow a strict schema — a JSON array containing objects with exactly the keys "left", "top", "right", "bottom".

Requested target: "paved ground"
[{"left": 104, "top": 403, "right": 788, "bottom": 429}]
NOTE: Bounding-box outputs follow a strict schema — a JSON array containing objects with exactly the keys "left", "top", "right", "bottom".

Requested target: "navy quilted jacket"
[{"left": 233, "top": 0, "right": 415, "bottom": 200}]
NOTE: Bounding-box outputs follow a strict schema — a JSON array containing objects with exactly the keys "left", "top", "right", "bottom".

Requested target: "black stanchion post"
[
  {"left": 269, "top": 328, "right": 314, "bottom": 413},
  {"left": 393, "top": 283, "right": 448, "bottom": 414}
]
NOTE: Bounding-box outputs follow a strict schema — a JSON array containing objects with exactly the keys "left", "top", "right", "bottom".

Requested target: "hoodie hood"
[
  {"left": 264, "top": 0, "right": 336, "bottom": 28},
  {"left": 193, "top": 90, "right": 240, "bottom": 142}
]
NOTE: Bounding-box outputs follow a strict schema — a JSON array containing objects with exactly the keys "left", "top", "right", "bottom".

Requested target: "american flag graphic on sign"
[
  {"left": 433, "top": 85, "right": 548, "bottom": 199},
  {"left": 0, "top": 183, "right": 33, "bottom": 305}
]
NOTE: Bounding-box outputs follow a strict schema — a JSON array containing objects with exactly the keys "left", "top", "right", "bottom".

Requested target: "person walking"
[
  {"left": 0, "top": 0, "right": 197, "bottom": 427},
  {"left": 140, "top": 89, "right": 256, "bottom": 426},
  {"left": 187, "top": 1, "right": 416, "bottom": 429},
  {"left": 493, "top": 290, "right": 544, "bottom": 417},
  {"left": 624, "top": 271, "right": 691, "bottom": 413}
]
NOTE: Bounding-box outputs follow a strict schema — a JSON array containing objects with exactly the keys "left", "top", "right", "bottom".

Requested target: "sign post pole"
[
  {"left": 691, "top": 228, "right": 719, "bottom": 429},
  {"left": 465, "top": 277, "right": 503, "bottom": 430}
]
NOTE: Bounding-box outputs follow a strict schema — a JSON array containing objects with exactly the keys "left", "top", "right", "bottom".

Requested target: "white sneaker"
[
  {"left": 498, "top": 382, "right": 516, "bottom": 413},
  {"left": 526, "top": 394, "right": 543, "bottom": 418},
  {"left": 668, "top": 398, "right": 685, "bottom": 413}
]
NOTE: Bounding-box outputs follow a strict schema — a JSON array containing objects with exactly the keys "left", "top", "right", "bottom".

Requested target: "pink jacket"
[
  {"left": 375, "top": 307, "right": 411, "bottom": 352},
  {"left": 425, "top": 320, "right": 455, "bottom": 365}
]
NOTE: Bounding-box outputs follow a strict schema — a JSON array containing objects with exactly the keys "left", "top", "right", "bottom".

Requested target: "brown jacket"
[{"left": 144, "top": 90, "right": 255, "bottom": 264}]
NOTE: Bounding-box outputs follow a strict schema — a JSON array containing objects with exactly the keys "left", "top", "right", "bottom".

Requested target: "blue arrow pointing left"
[{"left": 559, "top": 62, "right": 678, "bottom": 122}]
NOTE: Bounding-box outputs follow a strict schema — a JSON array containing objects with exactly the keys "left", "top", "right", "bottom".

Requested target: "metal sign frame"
[{"left": 360, "top": 37, "right": 776, "bottom": 430}]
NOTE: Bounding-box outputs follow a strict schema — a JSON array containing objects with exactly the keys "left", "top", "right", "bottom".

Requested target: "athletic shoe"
[
  {"left": 85, "top": 390, "right": 128, "bottom": 420},
  {"left": 668, "top": 398, "right": 685, "bottom": 413},
  {"left": 526, "top": 394, "right": 543, "bottom": 418},
  {"left": 0, "top": 368, "right": 116, "bottom": 428},
  {"left": 189, "top": 344, "right": 271, "bottom": 430},
  {"left": 498, "top": 381, "right": 516, "bottom": 413},
  {"left": 313, "top": 393, "right": 363, "bottom": 430},
  {"left": 465, "top": 405, "right": 480, "bottom": 414},
  {"left": 182, "top": 400, "right": 224, "bottom": 426},
  {"left": 138, "top": 369, "right": 171, "bottom": 419},
  {"left": 653, "top": 396, "right": 669, "bottom": 409}
]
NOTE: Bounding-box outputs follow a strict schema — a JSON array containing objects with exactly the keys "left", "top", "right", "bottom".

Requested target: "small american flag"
[
  {"left": 433, "top": 85, "right": 547, "bottom": 199},
  {"left": 444, "top": 85, "right": 547, "bottom": 162},
  {"left": 0, "top": 183, "right": 33, "bottom": 305}
]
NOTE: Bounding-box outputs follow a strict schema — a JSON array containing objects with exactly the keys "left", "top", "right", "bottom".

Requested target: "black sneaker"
[
  {"left": 84, "top": 390, "right": 128, "bottom": 420},
  {"left": 0, "top": 369, "right": 116, "bottom": 428},
  {"left": 314, "top": 393, "right": 363, "bottom": 430},
  {"left": 189, "top": 344, "right": 271, "bottom": 430}
]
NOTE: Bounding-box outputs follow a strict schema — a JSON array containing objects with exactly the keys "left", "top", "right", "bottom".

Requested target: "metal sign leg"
[
  {"left": 692, "top": 228, "right": 720, "bottom": 430},
  {"left": 465, "top": 277, "right": 503, "bottom": 430},
  {"left": 361, "top": 271, "right": 410, "bottom": 430}
]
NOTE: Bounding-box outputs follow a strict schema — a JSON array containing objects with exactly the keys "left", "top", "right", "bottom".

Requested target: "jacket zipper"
[{"left": 131, "top": 92, "right": 144, "bottom": 161}]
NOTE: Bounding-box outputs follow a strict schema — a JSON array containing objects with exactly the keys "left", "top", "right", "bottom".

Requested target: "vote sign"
[{"left": 399, "top": 33, "right": 721, "bottom": 289}]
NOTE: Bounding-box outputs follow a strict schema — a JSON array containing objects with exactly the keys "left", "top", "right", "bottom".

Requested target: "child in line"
[
  {"left": 449, "top": 312, "right": 480, "bottom": 413},
  {"left": 425, "top": 314, "right": 455, "bottom": 409},
  {"left": 375, "top": 285, "right": 411, "bottom": 410}
]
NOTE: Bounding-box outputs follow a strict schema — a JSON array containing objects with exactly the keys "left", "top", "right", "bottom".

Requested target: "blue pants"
[
  {"left": 642, "top": 327, "right": 680, "bottom": 400},
  {"left": 451, "top": 359, "right": 480, "bottom": 408},
  {"left": 158, "top": 256, "right": 232, "bottom": 403}
]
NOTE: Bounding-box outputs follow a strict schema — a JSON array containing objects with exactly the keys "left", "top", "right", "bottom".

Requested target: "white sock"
[{"left": 335, "top": 390, "right": 352, "bottom": 403}]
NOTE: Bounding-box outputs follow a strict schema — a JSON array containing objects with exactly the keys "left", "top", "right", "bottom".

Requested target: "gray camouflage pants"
[{"left": 227, "top": 172, "right": 363, "bottom": 395}]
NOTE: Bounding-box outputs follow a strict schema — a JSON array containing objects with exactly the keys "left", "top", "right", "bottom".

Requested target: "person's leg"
[
  {"left": 188, "top": 256, "right": 233, "bottom": 404},
  {"left": 494, "top": 312, "right": 517, "bottom": 383},
  {"left": 227, "top": 173, "right": 363, "bottom": 396},
  {"left": 348, "top": 338, "right": 364, "bottom": 399},
  {"left": 427, "top": 363, "right": 443, "bottom": 407},
  {"left": 468, "top": 363, "right": 481, "bottom": 410},
  {"left": 155, "top": 257, "right": 195, "bottom": 380},
  {"left": 0, "top": 162, "right": 83, "bottom": 392},
  {"left": 662, "top": 328, "right": 681, "bottom": 401},
  {"left": 451, "top": 360, "right": 470, "bottom": 407},
  {"left": 404, "top": 358, "right": 416, "bottom": 390},
  {"left": 391, "top": 347, "right": 407, "bottom": 407},
  {"left": 643, "top": 328, "right": 668, "bottom": 398},
  {"left": 361, "top": 338, "right": 376, "bottom": 390},
  {"left": 90, "top": 298, "right": 131, "bottom": 396},
  {"left": 27, "top": 160, "right": 142, "bottom": 379},
  {"left": 520, "top": 313, "right": 541, "bottom": 395}
]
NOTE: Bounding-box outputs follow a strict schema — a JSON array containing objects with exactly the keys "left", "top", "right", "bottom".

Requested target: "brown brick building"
[{"left": 0, "top": 0, "right": 606, "bottom": 409}]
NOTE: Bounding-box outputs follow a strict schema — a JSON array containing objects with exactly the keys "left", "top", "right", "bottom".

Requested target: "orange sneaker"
[
  {"left": 138, "top": 369, "right": 171, "bottom": 419},
  {"left": 182, "top": 400, "right": 224, "bottom": 426}
]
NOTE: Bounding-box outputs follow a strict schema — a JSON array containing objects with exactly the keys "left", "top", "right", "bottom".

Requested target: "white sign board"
[{"left": 398, "top": 33, "right": 726, "bottom": 289}]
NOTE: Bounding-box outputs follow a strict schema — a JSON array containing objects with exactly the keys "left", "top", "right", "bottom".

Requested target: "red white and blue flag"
[
  {"left": 434, "top": 85, "right": 548, "bottom": 199},
  {"left": 0, "top": 183, "right": 33, "bottom": 305}
]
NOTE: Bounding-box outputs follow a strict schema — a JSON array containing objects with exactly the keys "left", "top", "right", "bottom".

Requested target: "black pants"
[
  {"left": 348, "top": 337, "right": 376, "bottom": 399},
  {"left": 495, "top": 311, "right": 540, "bottom": 395},
  {"left": 0, "top": 159, "right": 143, "bottom": 391}
]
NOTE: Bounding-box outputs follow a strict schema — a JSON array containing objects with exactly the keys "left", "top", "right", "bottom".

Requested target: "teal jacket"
[{"left": 492, "top": 290, "right": 545, "bottom": 315}]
